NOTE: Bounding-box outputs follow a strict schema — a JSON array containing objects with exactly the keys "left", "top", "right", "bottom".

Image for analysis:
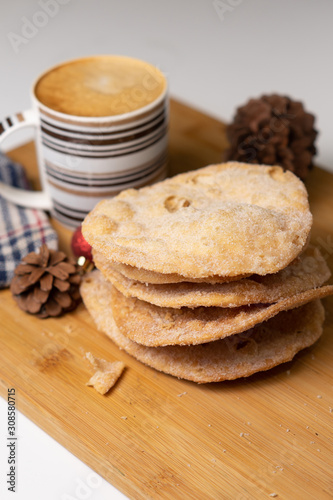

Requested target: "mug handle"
[{"left": 0, "top": 109, "right": 52, "bottom": 209}]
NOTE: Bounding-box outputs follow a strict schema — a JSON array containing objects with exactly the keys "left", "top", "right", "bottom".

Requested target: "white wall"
[{"left": 1, "top": 0, "right": 332, "bottom": 171}]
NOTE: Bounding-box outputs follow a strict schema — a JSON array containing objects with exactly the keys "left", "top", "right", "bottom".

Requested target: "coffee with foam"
[{"left": 35, "top": 56, "right": 166, "bottom": 117}]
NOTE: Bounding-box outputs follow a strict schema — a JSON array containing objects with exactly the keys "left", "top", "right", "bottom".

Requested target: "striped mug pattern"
[{"left": 0, "top": 57, "right": 168, "bottom": 228}]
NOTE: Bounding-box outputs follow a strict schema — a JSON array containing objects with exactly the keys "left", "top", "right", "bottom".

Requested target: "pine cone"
[
  {"left": 10, "top": 244, "right": 81, "bottom": 318},
  {"left": 225, "top": 94, "right": 317, "bottom": 180}
]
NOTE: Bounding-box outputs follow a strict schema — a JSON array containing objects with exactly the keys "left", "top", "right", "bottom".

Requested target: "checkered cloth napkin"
[{"left": 0, "top": 153, "right": 58, "bottom": 288}]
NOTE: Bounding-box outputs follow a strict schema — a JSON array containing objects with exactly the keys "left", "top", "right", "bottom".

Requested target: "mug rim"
[{"left": 30, "top": 54, "right": 168, "bottom": 124}]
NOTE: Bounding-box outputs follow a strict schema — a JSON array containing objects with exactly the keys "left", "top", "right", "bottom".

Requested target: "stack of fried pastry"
[{"left": 80, "top": 162, "right": 333, "bottom": 383}]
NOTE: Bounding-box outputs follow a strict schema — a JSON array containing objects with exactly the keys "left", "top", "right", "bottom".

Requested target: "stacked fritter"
[{"left": 81, "top": 162, "right": 333, "bottom": 383}]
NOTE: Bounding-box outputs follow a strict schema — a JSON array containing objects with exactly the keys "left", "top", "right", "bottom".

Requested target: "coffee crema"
[{"left": 34, "top": 56, "right": 166, "bottom": 117}]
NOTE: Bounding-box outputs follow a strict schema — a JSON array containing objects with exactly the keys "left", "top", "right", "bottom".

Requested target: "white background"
[{"left": 0, "top": 1, "right": 333, "bottom": 499}]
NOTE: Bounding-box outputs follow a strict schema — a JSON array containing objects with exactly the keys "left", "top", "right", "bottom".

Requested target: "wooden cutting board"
[{"left": 1, "top": 99, "right": 333, "bottom": 500}]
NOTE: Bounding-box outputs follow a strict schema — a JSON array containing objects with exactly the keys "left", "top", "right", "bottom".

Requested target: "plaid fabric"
[{"left": 0, "top": 153, "right": 58, "bottom": 288}]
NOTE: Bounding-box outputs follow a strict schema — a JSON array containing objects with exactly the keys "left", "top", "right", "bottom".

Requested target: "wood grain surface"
[{"left": 1, "top": 99, "right": 333, "bottom": 500}]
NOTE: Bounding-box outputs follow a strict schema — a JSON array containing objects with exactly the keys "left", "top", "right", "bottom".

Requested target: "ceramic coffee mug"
[{"left": 0, "top": 55, "right": 168, "bottom": 228}]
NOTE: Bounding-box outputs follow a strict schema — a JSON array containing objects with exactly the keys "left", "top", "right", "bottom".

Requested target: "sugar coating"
[
  {"left": 107, "top": 280, "right": 333, "bottom": 346},
  {"left": 80, "top": 271, "right": 325, "bottom": 383},
  {"left": 94, "top": 246, "right": 331, "bottom": 309},
  {"left": 82, "top": 163, "right": 312, "bottom": 278},
  {"left": 85, "top": 352, "right": 125, "bottom": 394},
  {"left": 103, "top": 259, "right": 250, "bottom": 284}
]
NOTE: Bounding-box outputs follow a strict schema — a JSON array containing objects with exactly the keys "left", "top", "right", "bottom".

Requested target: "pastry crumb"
[{"left": 85, "top": 352, "right": 125, "bottom": 395}]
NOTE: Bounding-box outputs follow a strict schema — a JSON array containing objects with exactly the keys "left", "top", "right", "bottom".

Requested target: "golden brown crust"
[
  {"left": 80, "top": 271, "right": 325, "bottom": 383},
  {"left": 105, "top": 259, "right": 250, "bottom": 284},
  {"left": 85, "top": 352, "right": 125, "bottom": 394},
  {"left": 108, "top": 279, "right": 333, "bottom": 346},
  {"left": 94, "top": 246, "right": 330, "bottom": 309},
  {"left": 83, "top": 162, "right": 312, "bottom": 278}
]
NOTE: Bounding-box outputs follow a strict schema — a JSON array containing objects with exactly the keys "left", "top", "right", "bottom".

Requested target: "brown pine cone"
[
  {"left": 10, "top": 244, "right": 81, "bottom": 318},
  {"left": 225, "top": 94, "right": 317, "bottom": 180}
]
